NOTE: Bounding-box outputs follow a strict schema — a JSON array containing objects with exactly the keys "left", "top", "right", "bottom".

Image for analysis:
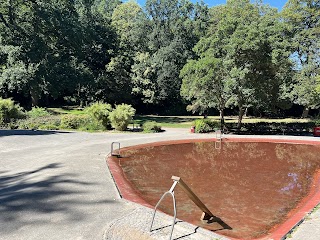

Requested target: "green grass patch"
[
  {"left": 48, "top": 107, "right": 85, "bottom": 115},
  {"left": 18, "top": 108, "right": 315, "bottom": 133},
  {"left": 133, "top": 115, "right": 312, "bottom": 129},
  {"left": 133, "top": 115, "right": 200, "bottom": 128}
]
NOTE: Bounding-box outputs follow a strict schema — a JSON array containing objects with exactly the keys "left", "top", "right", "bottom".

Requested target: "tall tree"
[
  {"left": 180, "top": 57, "right": 230, "bottom": 125},
  {"left": 181, "top": 0, "right": 292, "bottom": 128},
  {"left": 104, "top": 1, "right": 145, "bottom": 104},
  {"left": 0, "top": 0, "right": 116, "bottom": 106},
  {"left": 131, "top": 0, "right": 209, "bottom": 110},
  {"left": 282, "top": 0, "right": 320, "bottom": 117},
  {"left": 93, "top": 0, "right": 122, "bottom": 20}
]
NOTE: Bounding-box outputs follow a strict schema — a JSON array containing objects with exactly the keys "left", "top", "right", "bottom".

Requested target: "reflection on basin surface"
[{"left": 108, "top": 139, "right": 320, "bottom": 239}]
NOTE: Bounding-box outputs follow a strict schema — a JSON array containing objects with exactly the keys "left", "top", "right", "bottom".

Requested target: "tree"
[
  {"left": 0, "top": 0, "right": 117, "bottom": 106},
  {"left": 104, "top": 1, "right": 145, "bottom": 104},
  {"left": 131, "top": 0, "right": 209, "bottom": 109},
  {"left": 181, "top": 0, "right": 292, "bottom": 128},
  {"left": 111, "top": 0, "right": 144, "bottom": 46},
  {"left": 282, "top": 0, "right": 320, "bottom": 117},
  {"left": 0, "top": 1, "right": 84, "bottom": 105},
  {"left": 93, "top": 0, "right": 122, "bottom": 20},
  {"left": 180, "top": 57, "right": 230, "bottom": 126}
]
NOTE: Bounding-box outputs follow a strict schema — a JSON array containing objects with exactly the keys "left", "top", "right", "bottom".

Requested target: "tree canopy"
[
  {"left": 181, "top": 0, "right": 293, "bottom": 127},
  {"left": 0, "top": 0, "right": 319, "bottom": 120}
]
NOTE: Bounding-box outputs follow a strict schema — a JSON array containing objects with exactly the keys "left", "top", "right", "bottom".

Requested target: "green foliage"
[
  {"left": 17, "top": 115, "right": 61, "bottom": 130},
  {"left": 194, "top": 119, "right": 220, "bottom": 133},
  {"left": 182, "top": 0, "right": 293, "bottom": 127},
  {"left": 60, "top": 115, "right": 92, "bottom": 130},
  {"left": 27, "top": 107, "right": 51, "bottom": 118},
  {"left": 78, "top": 120, "right": 105, "bottom": 132},
  {"left": 94, "top": 0, "right": 122, "bottom": 19},
  {"left": 313, "top": 119, "right": 320, "bottom": 126},
  {"left": 0, "top": 0, "right": 117, "bottom": 106},
  {"left": 0, "top": 0, "right": 317, "bottom": 119},
  {"left": 281, "top": 0, "right": 320, "bottom": 116},
  {"left": 109, "top": 104, "right": 136, "bottom": 131},
  {"left": 142, "top": 121, "right": 162, "bottom": 133},
  {"left": 131, "top": 0, "right": 209, "bottom": 105},
  {"left": 0, "top": 98, "right": 24, "bottom": 125},
  {"left": 85, "top": 102, "right": 113, "bottom": 129},
  {"left": 111, "top": 1, "right": 143, "bottom": 44},
  {"left": 225, "top": 122, "right": 315, "bottom": 134},
  {"left": 17, "top": 113, "right": 105, "bottom": 131},
  {"left": 180, "top": 57, "right": 228, "bottom": 114}
]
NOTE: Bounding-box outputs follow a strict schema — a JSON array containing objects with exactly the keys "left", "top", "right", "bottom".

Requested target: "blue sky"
[{"left": 133, "top": 0, "right": 287, "bottom": 10}]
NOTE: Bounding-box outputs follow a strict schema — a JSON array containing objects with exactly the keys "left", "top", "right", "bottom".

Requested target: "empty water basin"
[{"left": 107, "top": 138, "right": 320, "bottom": 239}]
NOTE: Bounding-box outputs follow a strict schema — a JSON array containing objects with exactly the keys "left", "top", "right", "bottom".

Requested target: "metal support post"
[{"left": 111, "top": 142, "right": 121, "bottom": 157}]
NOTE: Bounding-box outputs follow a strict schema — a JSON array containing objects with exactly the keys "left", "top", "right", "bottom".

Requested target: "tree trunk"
[
  {"left": 219, "top": 109, "right": 225, "bottom": 129},
  {"left": 30, "top": 89, "right": 39, "bottom": 106},
  {"left": 301, "top": 106, "right": 310, "bottom": 118},
  {"left": 237, "top": 106, "right": 245, "bottom": 130},
  {"left": 244, "top": 106, "right": 248, "bottom": 117}
]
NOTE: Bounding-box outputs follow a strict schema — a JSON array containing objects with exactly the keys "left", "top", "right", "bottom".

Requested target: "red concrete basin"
[{"left": 107, "top": 138, "right": 320, "bottom": 239}]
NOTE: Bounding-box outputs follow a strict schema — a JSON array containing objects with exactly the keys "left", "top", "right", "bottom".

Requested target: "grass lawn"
[
  {"left": 48, "top": 107, "right": 85, "bottom": 115},
  {"left": 134, "top": 115, "right": 312, "bottom": 128},
  {"left": 47, "top": 108, "right": 312, "bottom": 129}
]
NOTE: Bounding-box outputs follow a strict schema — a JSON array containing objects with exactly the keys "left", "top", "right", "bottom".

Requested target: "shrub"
[
  {"left": 27, "top": 107, "right": 51, "bottom": 118},
  {"left": 143, "top": 121, "right": 162, "bottom": 133},
  {"left": 60, "top": 114, "right": 92, "bottom": 129},
  {"left": 194, "top": 119, "right": 220, "bottom": 133},
  {"left": 225, "top": 121, "right": 315, "bottom": 134},
  {"left": 109, "top": 104, "right": 136, "bottom": 131},
  {"left": 17, "top": 115, "right": 61, "bottom": 130},
  {"left": 0, "top": 98, "right": 25, "bottom": 126},
  {"left": 85, "top": 102, "right": 112, "bottom": 129},
  {"left": 313, "top": 119, "right": 320, "bottom": 126},
  {"left": 78, "top": 119, "right": 105, "bottom": 131}
]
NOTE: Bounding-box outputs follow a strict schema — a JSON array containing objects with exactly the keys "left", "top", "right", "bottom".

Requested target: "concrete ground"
[{"left": 0, "top": 129, "right": 319, "bottom": 240}]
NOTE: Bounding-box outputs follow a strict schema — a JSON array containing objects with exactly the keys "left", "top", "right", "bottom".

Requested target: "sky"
[{"left": 134, "top": 0, "right": 288, "bottom": 11}]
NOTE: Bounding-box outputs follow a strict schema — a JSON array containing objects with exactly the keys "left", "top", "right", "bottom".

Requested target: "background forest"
[{"left": 0, "top": 0, "right": 319, "bottom": 121}]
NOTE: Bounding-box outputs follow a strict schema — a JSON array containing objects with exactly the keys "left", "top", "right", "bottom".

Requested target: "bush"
[
  {"left": 27, "top": 107, "right": 51, "bottom": 118},
  {"left": 313, "top": 119, "right": 320, "bottom": 126},
  {"left": 143, "top": 121, "right": 162, "bottom": 133},
  {"left": 60, "top": 114, "right": 91, "bottom": 129},
  {"left": 85, "top": 102, "right": 112, "bottom": 129},
  {"left": 225, "top": 121, "right": 315, "bottom": 134},
  {"left": 109, "top": 104, "right": 136, "bottom": 131},
  {"left": 78, "top": 119, "right": 105, "bottom": 131},
  {"left": 17, "top": 115, "right": 61, "bottom": 130},
  {"left": 0, "top": 98, "right": 25, "bottom": 126},
  {"left": 194, "top": 119, "right": 220, "bottom": 133}
]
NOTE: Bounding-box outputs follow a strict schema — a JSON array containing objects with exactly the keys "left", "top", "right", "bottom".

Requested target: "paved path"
[{"left": 0, "top": 129, "right": 319, "bottom": 240}]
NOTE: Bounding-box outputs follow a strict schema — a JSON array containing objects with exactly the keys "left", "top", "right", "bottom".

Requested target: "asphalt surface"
[{"left": 0, "top": 129, "right": 319, "bottom": 240}]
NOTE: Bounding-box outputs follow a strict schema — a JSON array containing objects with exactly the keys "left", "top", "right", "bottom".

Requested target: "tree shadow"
[
  {"left": 0, "top": 163, "right": 115, "bottom": 233},
  {"left": 0, "top": 130, "right": 71, "bottom": 137},
  {"left": 135, "top": 116, "right": 197, "bottom": 125}
]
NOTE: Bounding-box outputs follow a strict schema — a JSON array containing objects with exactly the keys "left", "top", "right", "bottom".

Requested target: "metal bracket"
[
  {"left": 150, "top": 176, "right": 216, "bottom": 240},
  {"left": 111, "top": 142, "right": 121, "bottom": 157},
  {"left": 150, "top": 180, "right": 178, "bottom": 240},
  {"left": 215, "top": 129, "right": 222, "bottom": 149}
]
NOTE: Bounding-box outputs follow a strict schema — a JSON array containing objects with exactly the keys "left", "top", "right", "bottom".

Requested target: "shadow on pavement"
[
  {"left": 0, "top": 130, "right": 71, "bottom": 137},
  {"left": 0, "top": 163, "right": 115, "bottom": 233}
]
